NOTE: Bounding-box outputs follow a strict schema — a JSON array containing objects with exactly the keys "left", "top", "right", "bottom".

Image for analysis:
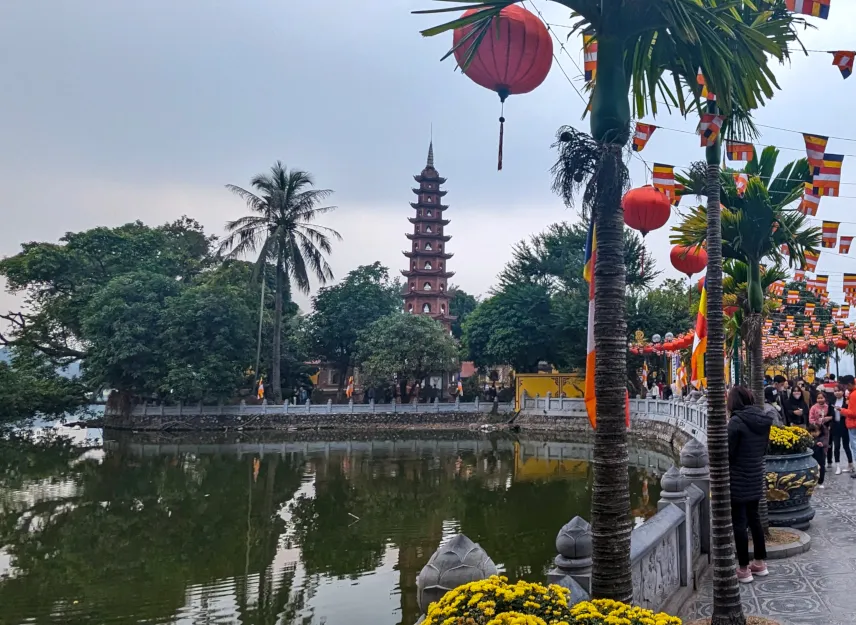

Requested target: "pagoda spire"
[{"left": 427, "top": 140, "right": 434, "bottom": 169}]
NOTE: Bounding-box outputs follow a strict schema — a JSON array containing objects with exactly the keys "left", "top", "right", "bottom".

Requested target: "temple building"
[{"left": 402, "top": 142, "right": 456, "bottom": 331}]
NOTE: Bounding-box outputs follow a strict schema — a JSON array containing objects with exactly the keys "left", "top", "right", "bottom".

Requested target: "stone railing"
[
  {"left": 121, "top": 397, "right": 515, "bottom": 417},
  {"left": 521, "top": 395, "right": 709, "bottom": 445},
  {"left": 414, "top": 438, "right": 711, "bottom": 620}
]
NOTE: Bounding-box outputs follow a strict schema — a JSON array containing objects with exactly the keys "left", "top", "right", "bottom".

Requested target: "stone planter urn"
[{"left": 765, "top": 450, "right": 819, "bottom": 530}]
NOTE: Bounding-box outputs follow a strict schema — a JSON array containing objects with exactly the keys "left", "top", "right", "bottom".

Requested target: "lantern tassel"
[{"left": 498, "top": 115, "right": 505, "bottom": 171}]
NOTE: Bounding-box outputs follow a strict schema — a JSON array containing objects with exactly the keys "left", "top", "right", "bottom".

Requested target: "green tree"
[
  {"left": 306, "top": 262, "right": 401, "bottom": 399},
  {"left": 419, "top": 0, "right": 801, "bottom": 604},
  {"left": 356, "top": 314, "right": 459, "bottom": 399},
  {"left": 448, "top": 287, "right": 478, "bottom": 339},
  {"left": 0, "top": 349, "right": 87, "bottom": 426},
  {"left": 673, "top": 147, "right": 820, "bottom": 401},
  {"left": 219, "top": 162, "right": 340, "bottom": 402},
  {"left": 462, "top": 281, "right": 557, "bottom": 373}
]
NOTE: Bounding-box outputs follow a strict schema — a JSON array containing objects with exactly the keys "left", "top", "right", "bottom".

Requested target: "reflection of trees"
[{"left": 0, "top": 440, "right": 303, "bottom": 625}]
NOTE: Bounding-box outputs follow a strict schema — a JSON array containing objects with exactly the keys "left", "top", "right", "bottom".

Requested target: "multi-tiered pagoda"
[{"left": 402, "top": 142, "right": 456, "bottom": 330}]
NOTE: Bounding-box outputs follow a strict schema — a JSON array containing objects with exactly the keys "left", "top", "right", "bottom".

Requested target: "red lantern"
[
  {"left": 818, "top": 343, "right": 829, "bottom": 352},
  {"left": 836, "top": 338, "right": 849, "bottom": 349},
  {"left": 643, "top": 345, "right": 654, "bottom": 354},
  {"left": 453, "top": 5, "right": 552, "bottom": 170},
  {"left": 622, "top": 186, "right": 672, "bottom": 236},
  {"left": 671, "top": 245, "right": 708, "bottom": 278},
  {"left": 629, "top": 347, "right": 639, "bottom": 355}
]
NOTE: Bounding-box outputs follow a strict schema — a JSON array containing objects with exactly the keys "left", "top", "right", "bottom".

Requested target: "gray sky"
[{"left": 1, "top": 1, "right": 855, "bottom": 321}]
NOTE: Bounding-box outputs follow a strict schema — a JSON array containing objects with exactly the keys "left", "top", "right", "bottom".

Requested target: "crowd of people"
[{"left": 726, "top": 372, "right": 856, "bottom": 583}]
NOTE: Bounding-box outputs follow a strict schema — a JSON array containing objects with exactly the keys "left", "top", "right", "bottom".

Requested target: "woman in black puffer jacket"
[{"left": 728, "top": 386, "right": 773, "bottom": 583}]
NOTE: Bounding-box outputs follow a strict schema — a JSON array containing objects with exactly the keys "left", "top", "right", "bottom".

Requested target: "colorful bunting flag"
[
  {"left": 833, "top": 51, "right": 855, "bottom": 79},
  {"left": 771, "top": 281, "right": 786, "bottom": 296},
  {"left": 699, "top": 113, "right": 725, "bottom": 147},
  {"left": 632, "top": 122, "right": 656, "bottom": 152},
  {"left": 822, "top": 221, "right": 840, "bottom": 248},
  {"left": 795, "top": 269, "right": 806, "bottom": 281},
  {"left": 804, "top": 250, "right": 820, "bottom": 272},
  {"left": 726, "top": 142, "right": 754, "bottom": 161},
  {"left": 786, "top": 0, "right": 830, "bottom": 19},
  {"left": 787, "top": 290, "right": 800, "bottom": 304},
  {"left": 583, "top": 29, "right": 597, "bottom": 83},
  {"left": 672, "top": 182, "right": 684, "bottom": 208},
  {"left": 653, "top": 163, "right": 675, "bottom": 202},
  {"left": 842, "top": 304, "right": 851, "bottom": 318},
  {"left": 817, "top": 274, "right": 830, "bottom": 293},
  {"left": 734, "top": 173, "right": 749, "bottom": 197},
  {"left": 803, "top": 134, "right": 829, "bottom": 169},
  {"left": 692, "top": 279, "right": 708, "bottom": 389},
  {"left": 845, "top": 274, "right": 856, "bottom": 293},
  {"left": 812, "top": 154, "right": 844, "bottom": 197},
  {"left": 841, "top": 236, "right": 854, "bottom": 254},
  {"left": 805, "top": 302, "right": 816, "bottom": 316},
  {"left": 800, "top": 182, "right": 821, "bottom": 216},
  {"left": 697, "top": 69, "right": 716, "bottom": 101}
]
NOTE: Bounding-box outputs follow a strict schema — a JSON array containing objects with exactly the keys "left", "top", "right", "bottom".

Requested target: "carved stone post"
[
  {"left": 658, "top": 467, "right": 690, "bottom": 587},
  {"left": 415, "top": 534, "right": 497, "bottom": 618},
  {"left": 680, "top": 439, "right": 711, "bottom": 555},
  {"left": 391, "top": 397, "right": 397, "bottom": 413},
  {"left": 239, "top": 400, "right": 246, "bottom": 415},
  {"left": 547, "top": 516, "right": 592, "bottom": 601},
  {"left": 327, "top": 399, "right": 333, "bottom": 414}
]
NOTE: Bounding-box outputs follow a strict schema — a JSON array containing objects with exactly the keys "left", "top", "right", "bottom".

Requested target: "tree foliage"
[{"left": 356, "top": 314, "right": 459, "bottom": 389}]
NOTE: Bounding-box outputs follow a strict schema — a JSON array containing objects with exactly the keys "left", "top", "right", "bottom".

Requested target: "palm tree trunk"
[
  {"left": 589, "top": 35, "right": 633, "bottom": 604},
  {"left": 271, "top": 252, "right": 284, "bottom": 403},
  {"left": 704, "top": 142, "right": 746, "bottom": 625}
]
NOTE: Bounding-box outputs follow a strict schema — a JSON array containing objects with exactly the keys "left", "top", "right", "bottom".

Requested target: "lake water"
[{"left": 0, "top": 429, "right": 671, "bottom": 625}]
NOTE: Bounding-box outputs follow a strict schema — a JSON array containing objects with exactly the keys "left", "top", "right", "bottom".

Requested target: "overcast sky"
[{"left": 2, "top": 1, "right": 855, "bottom": 322}]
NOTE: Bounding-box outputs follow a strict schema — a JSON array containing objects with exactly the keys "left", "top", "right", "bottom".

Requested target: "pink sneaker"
[
  {"left": 737, "top": 567, "right": 754, "bottom": 583},
  {"left": 749, "top": 561, "right": 769, "bottom": 577}
]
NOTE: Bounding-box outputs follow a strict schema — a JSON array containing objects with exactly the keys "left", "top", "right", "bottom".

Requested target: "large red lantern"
[
  {"left": 453, "top": 5, "right": 552, "bottom": 170},
  {"left": 836, "top": 338, "right": 849, "bottom": 349},
  {"left": 671, "top": 245, "right": 708, "bottom": 278},
  {"left": 818, "top": 342, "right": 829, "bottom": 353},
  {"left": 622, "top": 186, "right": 672, "bottom": 236}
]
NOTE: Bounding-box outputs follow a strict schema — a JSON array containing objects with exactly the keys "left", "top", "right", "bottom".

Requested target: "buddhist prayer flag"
[
  {"left": 633, "top": 122, "right": 656, "bottom": 152},
  {"left": 699, "top": 113, "right": 725, "bottom": 147},
  {"left": 804, "top": 250, "right": 820, "bottom": 272},
  {"left": 800, "top": 183, "right": 821, "bottom": 216},
  {"left": 653, "top": 164, "right": 675, "bottom": 201},
  {"left": 833, "top": 51, "right": 855, "bottom": 79},
  {"left": 842, "top": 304, "right": 851, "bottom": 318},
  {"left": 841, "top": 236, "right": 854, "bottom": 254},
  {"left": 804, "top": 134, "right": 829, "bottom": 169},
  {"left": 734, "top": 173, "right": 749, "bottom": 197},
  {"left": 697, "top": 69, "right": 716, "bottom": 101},
  {"left": 727, "top": 142, "right": 754, "bottom": 161},
  {"left": 812, "top": 154, "right": 844, "bottom": 197},
  {"left": 787, "top": 290, "right": 800, "bottom": 304},
  {"left": 583, "top": 219, "right": 628, "bottom": 429},
  {"left": 672, "top": 182, "right": 684, "bottom": 207},
  {"left": 795, "top": 269, "right": 806, "bottom": 281},
  {"left": 845, "top": 274, "right": 856, "bottom": 293},
  {"left": 692, "top": 279, "right": 708, "bottom": 389},
  {"left": 771, "top": 281, "right": 786, "bottom": 296},
  {"left": 822, "top": 221, "right": 840, "bottom": 248},
  {"left": 805, "top": 302, "right": 816, "bottom": 316},
  {"left": 786, "top": 0, "right": 830, "bottom": 19},
  {"left": 817, "top": 274, "right": 830, "bottom": 293},
  {"left": 583, "top": 29, "right": 597, "bottom": 82}
]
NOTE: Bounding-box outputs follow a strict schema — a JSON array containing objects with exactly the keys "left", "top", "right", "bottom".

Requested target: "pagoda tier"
[
  {"left": 410, "top": 202, "right": 450, "bottom": 210},
  {"left": 413, "top": 174, "right": 447, "bottom": 184},
  {"left": 400, "top": 269, "right": 456, "bottom": 279},
  {"left": 406, "top": 232, "right": 452, "bottom": 242},
  {"left": 408, "top": 217, "right": 450, "bottom": 226},
  {"left": 404, "top": 250, "right": 453, "bottom": 260},
  {"left": 412, "top": 187, "right": 448, "bottom": 197}
]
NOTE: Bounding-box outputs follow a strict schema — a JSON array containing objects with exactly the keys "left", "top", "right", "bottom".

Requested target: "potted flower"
[
  {"left": 422, "top": 576, "right": 682, "bottom": 625},
  {"left": 766, "top": 425, "right": 819, "bottom": 530}
]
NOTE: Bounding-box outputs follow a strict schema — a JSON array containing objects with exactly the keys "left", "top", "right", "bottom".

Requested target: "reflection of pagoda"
[{"left": 402, "top": 142, "right": 456, "bottom": 331}]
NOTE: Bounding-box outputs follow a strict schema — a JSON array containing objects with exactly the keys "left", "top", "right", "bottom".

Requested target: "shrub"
[
  {"left": 768, "top": 425, "right": 814, "bottom": 455},
  {"left": 423, "top": 577, "right": 682, "bottom": 625}
]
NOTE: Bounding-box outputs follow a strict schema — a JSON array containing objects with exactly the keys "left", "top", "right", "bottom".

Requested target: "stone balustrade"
[{"left": 414, "top": 438, "right": 711, "bottom": 621}]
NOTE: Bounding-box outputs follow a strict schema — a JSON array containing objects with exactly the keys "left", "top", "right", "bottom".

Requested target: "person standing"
[
  {"left": 808, "top": 422, "right": 827, "bottom": 489},
  {"left": 727, "top": 386, "right": 772, "bottom": 583},
  {"left": 838, "top": 376, "right": 856, "bottom": 478},
  {"left": 827, "top": 387, "right": 854, "bottom": 474},
  {"left": 763, "top": 387, "right": 784, "bottom": 426},
  {"left": 784, "top": 388, "right": 809, "bottom": 427}
]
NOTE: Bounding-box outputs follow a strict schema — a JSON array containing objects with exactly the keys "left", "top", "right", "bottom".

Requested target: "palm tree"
[
  {"left": 673, "top": 147, "right": 821, "bottom": 402},
  {"left": 417, "top": 0, "right": 801, "bottom": 606},
  {"left": 220, "top": 162, "right": 340, "bottom": 402}
]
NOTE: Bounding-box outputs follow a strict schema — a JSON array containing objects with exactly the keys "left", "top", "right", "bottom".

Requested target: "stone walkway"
[{"left": 680, "top": 469, "right": 856, "bottom": 625}]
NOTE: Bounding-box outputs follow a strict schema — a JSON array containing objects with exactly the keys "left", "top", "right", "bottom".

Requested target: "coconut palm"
[
  {"left": 417, "top": 0, "right": 803, "bottom": 607},
  {"left": 219, "top": 162, "right": 340, "bottom": 402},
  {"left": 673, "top": 148, "right": 821, "bottom": 402}
]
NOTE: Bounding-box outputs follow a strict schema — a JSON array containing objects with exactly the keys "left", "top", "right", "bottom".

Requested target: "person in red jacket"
[{"left": 838, "top": 375, "right": 856, "bottom": 478}]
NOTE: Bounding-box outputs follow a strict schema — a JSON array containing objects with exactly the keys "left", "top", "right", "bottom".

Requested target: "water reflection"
[{"left": 0, "top": 432, "right": 671, "bottom": 625}]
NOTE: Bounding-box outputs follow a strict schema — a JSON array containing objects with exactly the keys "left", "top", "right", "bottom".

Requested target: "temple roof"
[
  {"left": 412, "top": 187, "right": 448, "bottom": 197},
  {"left": 400, "top": 269, "right": 456, "bottom": 278},
  {"left": 410, "top": 202, "right": 449, "bottom": 210},
  {"left": 408, "top": 217, "right": 450, "bottom": 226},
  {"left": 403, "top": 250, "right": 454, "bottom": 260},
  {"left": 406, "top": 232, "right": 452, "bottom": 242}
]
